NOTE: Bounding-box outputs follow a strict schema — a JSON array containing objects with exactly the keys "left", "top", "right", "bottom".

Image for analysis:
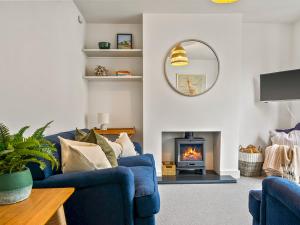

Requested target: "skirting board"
[{"left": 216, "top": 170, "right": 240, "bottom": 179}]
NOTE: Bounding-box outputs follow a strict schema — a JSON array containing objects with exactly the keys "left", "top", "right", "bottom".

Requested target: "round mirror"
[{"left": 164, "top": 39, "right": 220, "bottom": 96}]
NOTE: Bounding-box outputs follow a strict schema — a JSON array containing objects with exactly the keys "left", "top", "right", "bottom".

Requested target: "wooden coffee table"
[{"left": 0, "top": 188, "right": 74, "bottom": 225}]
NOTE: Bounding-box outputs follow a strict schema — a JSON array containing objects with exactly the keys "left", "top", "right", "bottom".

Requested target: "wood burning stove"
[{"left": 175, "top": 132, "right": 206, "bottom": 174}]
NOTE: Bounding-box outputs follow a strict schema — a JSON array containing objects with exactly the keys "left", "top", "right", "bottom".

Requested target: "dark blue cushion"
[
  {"left": 118, "top": 154, "right": 154, "bottom": 167},
  {"left": 249, "top": 190, "right": 262, "bottom": 223},
  {"left": 129, "top": 166, "right": 160, "bottom": 218},
  {"left": 276, "top": 123, "right": 300, "bottom": 134}
]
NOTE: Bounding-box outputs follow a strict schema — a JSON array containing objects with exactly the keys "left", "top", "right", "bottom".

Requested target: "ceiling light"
[
  {"left": 211, "top": 0, "right": 239, "bottom": 4},
  {"left": 171, "top": 44, "right": 189, "bottom": 66}
]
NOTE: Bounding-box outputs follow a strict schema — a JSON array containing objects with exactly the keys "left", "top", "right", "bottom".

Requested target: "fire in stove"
[{"left": 182, "top": 146, "right": 203, "bottom": 161}]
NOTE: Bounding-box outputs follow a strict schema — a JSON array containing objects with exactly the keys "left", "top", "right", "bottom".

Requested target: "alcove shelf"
[
  {"left": 83, "top": 49, "right": 143, "bottom": 57},
  {"left": 83, "top": 75, "right": 143, "bottom": 81}
]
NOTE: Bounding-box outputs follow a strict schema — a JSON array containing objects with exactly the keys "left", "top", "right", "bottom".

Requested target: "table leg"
[{"left": 46, "top": 205, "right": 67, "bottom": 225}]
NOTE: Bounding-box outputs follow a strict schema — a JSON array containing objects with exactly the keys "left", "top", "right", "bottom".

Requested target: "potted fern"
[{"left": 0, "top": 122, "right": 58, "bottom": 204}]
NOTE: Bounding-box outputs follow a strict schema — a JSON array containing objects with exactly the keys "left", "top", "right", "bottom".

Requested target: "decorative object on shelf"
[
  {"left": 211, "top": 0, "right": 239, "bottom": 3},
  {"left": 97, "top": 113, "right": 110, "bottom": 130},
  {"left": 176, "top": 74, "right": 206, "bottom": 96},
  {"left": 117, "top": 34, "right": 133, "bottom": 49},
  {"left": 94, "top": 65, "right": 109, "bottom": 76},
  {"left": 164, "top": 39, "right": 220, "bottom": 97},
  {"left": 116, "top": 70, "right": 131, "bottom": 76},
  {"left": 0, "top": 121, "right": 58, "bottom": 204},
  {"left": 162, "top": 161, "right": 176, "bottom": 176},
  {"left": 98, "top": 41, "right": 111, "bottom": 49},
  {"left": 171, "top": 44, "right": 189, "bottom": 66},
  {"left": 239, "top": 145, "right": 263, "bottom": 177}
]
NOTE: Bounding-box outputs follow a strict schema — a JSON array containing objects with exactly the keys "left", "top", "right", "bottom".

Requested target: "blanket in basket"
[{"left": 263, "top": 144, "right": 300, "bottom": 183}]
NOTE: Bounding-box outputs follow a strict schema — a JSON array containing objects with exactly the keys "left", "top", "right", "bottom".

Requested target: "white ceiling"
[{"left": 74, "top": 0, "right": 300, "bottom": 24}]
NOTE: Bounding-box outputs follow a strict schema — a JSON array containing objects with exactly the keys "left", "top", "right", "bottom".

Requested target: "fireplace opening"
[
  {"left": 175, "top": 132, "right": 206, "bottom": 174},
  {"left": 180, "top": 144, "right": 203, "bottom": 161}
]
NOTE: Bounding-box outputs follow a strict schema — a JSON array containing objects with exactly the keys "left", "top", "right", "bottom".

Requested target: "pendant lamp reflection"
[
  {"left": 211, "top": 0, "right": 239, "bottom": 3},
  {"left": 170, "top": 44, "right": 189, "bottom": 66}
]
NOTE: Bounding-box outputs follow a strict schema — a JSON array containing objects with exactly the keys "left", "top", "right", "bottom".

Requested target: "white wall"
[
  {"left": 85, "top": 24, "right": 143, "bottom": 142},
  {"left": 290, "top": 19, "right": 300, "bottom": 125},
  {"left": 239, "top": 23, "right": 293, "bottom": 147},
  {"left": 143, "top": 14, "right": 242, "bottom": 177},
  {"left": 0, "top": 1, "right": 87, "bottom": 135}
]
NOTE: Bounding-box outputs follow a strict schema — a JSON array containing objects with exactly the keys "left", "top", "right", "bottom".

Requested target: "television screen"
[{"left": 260, "top": 69, "right": 300, "bottom": 101}]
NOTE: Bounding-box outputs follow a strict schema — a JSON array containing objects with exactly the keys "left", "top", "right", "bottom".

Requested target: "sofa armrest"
[
  {"left": 34, "top": 166, "right": 135, "bottom": 225},
  {"left": 261, "top": 177, "right": 300, "bottom": 225},
  {"left": 249, "top": 190, "right": 262, "bottom": 223},
  {"left": 33, "top": 166, "right": 134, "bottom": 189}
]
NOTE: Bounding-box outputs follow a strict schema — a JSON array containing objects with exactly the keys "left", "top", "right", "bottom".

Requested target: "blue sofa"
[
  {"left": 29, "top": 130, "right": 160, "bottom": 225},
  {"left": 249, "top": 177, "right": 300, "bottom": 225}
]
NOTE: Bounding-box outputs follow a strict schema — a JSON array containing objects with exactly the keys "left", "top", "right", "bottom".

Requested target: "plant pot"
[
  {"left": 0, "top": 167, "right": 33, "bottom": 204},
  {"left": 98, "top": 42, "right": 111, "bottom": 49}
]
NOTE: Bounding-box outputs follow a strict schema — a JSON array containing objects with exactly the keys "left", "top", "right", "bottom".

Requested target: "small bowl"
[{"left": 98, "top": 42, "right": 111, "bottom": 49}]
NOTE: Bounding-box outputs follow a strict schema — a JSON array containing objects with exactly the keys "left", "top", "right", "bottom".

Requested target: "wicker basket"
[
  {"left": 239, "top": 146, "right": 264, "bottom": 177},
  {"left": 162, "top": 161, "right": 176, "bottom": 176}
]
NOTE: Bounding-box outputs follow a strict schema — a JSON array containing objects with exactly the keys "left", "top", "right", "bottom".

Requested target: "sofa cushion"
[
  {"left": 276, "top": 123, "right": 300, "bottom": 134},
  {"left": 129, "top": 166, "right": 160, "bottom": 218},
  {"left": 75, "top": 129, "right": 118, "bottom": 167},
  {"left": 28, "top": 129, "right": 89, "bottom": 180},
  {"left": 118, "top": 154, "right": 154, "bottom": 167},
  {"left": 249, "top": 190, "right": 262, "bottom": 223}
]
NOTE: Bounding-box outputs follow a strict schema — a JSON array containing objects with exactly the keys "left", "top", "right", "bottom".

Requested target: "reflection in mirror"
[{"left": 165, "top": 40, "right": 219, "bottom": 96}]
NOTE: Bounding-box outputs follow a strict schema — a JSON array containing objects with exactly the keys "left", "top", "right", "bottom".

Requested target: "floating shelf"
[
  {"left": 83, "top": 49, "right": 143, "bottom": 57},
  {"left": 83, "top": 76, "right": 143, "bottom": 81}
]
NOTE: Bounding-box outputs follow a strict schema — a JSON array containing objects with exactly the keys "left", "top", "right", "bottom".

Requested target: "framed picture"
[
  {"left": 176, "top": 74, "right": 206, "bottom": 96},
  {"left": 117, "top": 34, "right": 133, "bottom": 49}
]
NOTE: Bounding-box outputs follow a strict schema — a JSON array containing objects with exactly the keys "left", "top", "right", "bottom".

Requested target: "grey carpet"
[{"left": 157, "top": 177, "right": 263, "bottom": 225}]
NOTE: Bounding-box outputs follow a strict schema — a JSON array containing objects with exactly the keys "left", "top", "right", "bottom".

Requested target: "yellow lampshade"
[
  {"left": 211, "top": 0, "right": 239, "bottom": 3},
  {"left": 170, "top": 44, "right": 189, "bottom": 66}
]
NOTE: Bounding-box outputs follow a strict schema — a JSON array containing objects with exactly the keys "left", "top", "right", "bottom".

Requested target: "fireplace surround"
[{"left": 175, "top": 132, "right": 206, "bottom": 174}]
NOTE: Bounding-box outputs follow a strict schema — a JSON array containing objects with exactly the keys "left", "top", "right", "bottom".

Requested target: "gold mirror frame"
[{"left": 164, "top": 39, "right": 220, "bottom": 97}]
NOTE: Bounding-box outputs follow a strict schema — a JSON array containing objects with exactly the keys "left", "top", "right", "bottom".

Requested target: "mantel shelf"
[
  {"left": 83, "top": 75, "right": 143, "bottom": 81},
  {"left": 83, "top": 49, "right": 143, "bottom": 57}
]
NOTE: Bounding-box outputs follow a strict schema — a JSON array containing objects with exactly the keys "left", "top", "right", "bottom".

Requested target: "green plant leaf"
[
  {"left": 0, "top": 149, "right": 14, "bottom": 155},
  {"left": 21, "top": 158, "right": 46, "bottom": 170},
  {"left": 15, "top": 149, "right": 58, "bottom": 170},
  {"left": 32, "top": 121, "right": 53, "bottom": 140},
  {"left": 0, "top": 123, "right": 10, "bottom": 151},
  {"left": 13, "top": 125, "right": 30, "bottom": 142},
  {"left": 14, "top": 137, "right": 40, "bottom": 149},
  {"left": 0, "top": 122, "right": 59, "bottom": 174}
]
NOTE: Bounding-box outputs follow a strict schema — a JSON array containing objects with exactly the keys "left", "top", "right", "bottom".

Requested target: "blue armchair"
[
  {"left": 29, "top": 130, "right": 160, "bottom": 225},
  {"left": 249, "top": 177, "right": 300, "bottom": 225}
]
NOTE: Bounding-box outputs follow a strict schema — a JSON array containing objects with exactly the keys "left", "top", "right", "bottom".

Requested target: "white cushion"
[
  {"left": 59, "top": 137, "right": 112, "bottom": 173},
  {"left": 270, "top": 130, "right": 300, "bottom": 147},
  {"left": 103, "top": 137, "right": 123, "bottom": 158},
  {"left": 115, "top": 132, "right": 138, "bottom": 157}
]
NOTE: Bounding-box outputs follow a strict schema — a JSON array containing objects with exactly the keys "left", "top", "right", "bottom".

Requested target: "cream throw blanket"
[{"left": 263, "top": 144, "right": 300, "bottom": 183}]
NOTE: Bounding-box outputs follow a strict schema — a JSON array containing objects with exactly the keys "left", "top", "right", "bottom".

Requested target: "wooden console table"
[
  {"left": 0, "top": 188, "right": 74, "bottom": 225},
  {"left": 94, "top": 127, "right": 136, "bottom": 137}
]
